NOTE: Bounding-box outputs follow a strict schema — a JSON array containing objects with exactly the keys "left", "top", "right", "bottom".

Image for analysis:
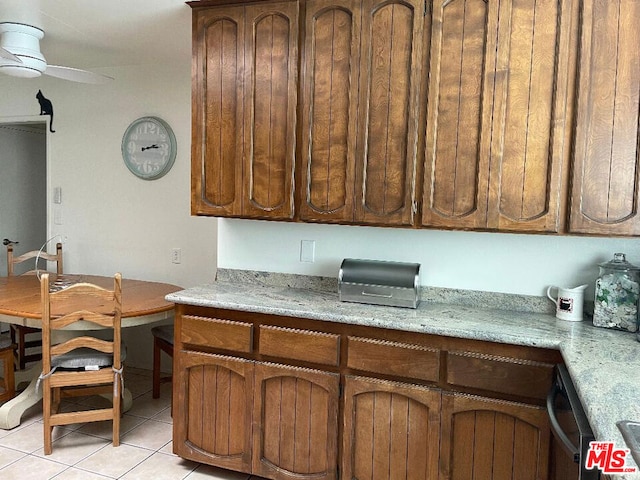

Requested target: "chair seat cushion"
[
  {"left": 51, "top": 342, "right": 127, "bottom": 370},
  {"left": 151, "top": 324, "right": 174, "bottom": 345}
]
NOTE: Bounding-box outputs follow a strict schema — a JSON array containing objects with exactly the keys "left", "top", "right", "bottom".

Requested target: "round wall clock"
[{"left": 121, "top": 116, "right": 176, "bottom": 180}]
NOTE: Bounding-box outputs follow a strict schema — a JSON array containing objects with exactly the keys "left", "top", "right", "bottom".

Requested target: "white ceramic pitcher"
[{"left": 547, "top": 284, "right": 588, "bottom": 321}]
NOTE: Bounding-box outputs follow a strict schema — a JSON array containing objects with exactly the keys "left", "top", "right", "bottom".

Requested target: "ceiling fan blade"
[
  {"left": 44, "top": 65, "right": 113, "bottom": 84},
  {"left": 0, "top": 46, "right": 21, "bottom": 63}
]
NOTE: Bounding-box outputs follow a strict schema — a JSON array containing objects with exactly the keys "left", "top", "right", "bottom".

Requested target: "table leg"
[{"left": 0, "top": 363, "right": 43, "bottom": 430}]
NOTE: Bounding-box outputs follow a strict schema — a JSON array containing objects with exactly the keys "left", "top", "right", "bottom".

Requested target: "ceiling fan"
[{"left": 0, "top": 22, "right": 113, "bottom": 84}]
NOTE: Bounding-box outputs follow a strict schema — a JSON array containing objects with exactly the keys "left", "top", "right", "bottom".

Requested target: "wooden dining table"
[{"left": 0, "top": 273, "right": 181, "bottom": 429}]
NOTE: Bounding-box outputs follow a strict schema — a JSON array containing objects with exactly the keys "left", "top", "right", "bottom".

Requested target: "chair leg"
[
  {"left": 43, "top": 380, "right": 52, "bottom": 455},
  {"left": 152, "top": 337, "right": 161, "bottom": 399},
  {"left": 18, "top": 328, "right": 26, "bottom": 370},
  {"left": 0, "top": 349, "right": 15, "bottom": 403},
  {"left": 113, "top": 382, "right": 121, "bottom": 447}
]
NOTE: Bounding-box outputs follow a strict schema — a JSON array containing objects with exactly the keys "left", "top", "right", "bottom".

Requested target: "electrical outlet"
[{"left": 171, "top": 248, "right": 181, "bottom": 264}]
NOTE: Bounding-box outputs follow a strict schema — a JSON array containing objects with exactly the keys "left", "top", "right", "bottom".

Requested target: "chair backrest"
[
  {"left": 7, "top": 243, "right": 63, "bottom": 276},
  {"left": 40, "top": 272, "right": 122, "bottom": 375}
]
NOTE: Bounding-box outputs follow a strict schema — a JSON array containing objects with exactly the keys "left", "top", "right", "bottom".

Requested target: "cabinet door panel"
[
  {"left": 423, "top": 0, "right": 497, "bottom": 228},
  {"left": 192, "top": 7, "right": 244, "bottom": 216},
  {"left": 488, "top": 0, "right": 573, "bottom": 232},
  {"left": 175, "top": 351, "right": 253, "bottom": 473},
  {"left": 342, "top": 375, "right": 440, "bottom": 480},
  {"left": 570, "top": 0, "right": 640, "bottom": 234},
  {"left": 244, "top": 2, "right": 298, "bottom": 219},
  {"left": 355, "top": 0, "right": 423, "bottom": 226},
  {"left": 441, "top": 393, "right": 550, "bottom": 480},
  {"left": 299, "top": 0, "right": 360, "bottom": 222},
  {"left": 253, "top": 363, "right": 339, "bottom": 480}
]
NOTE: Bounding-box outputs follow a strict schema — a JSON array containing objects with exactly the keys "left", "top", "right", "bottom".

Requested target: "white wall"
[
  {"left": 0, "top": 25, "right": 217, "bottom": 368},
  {"left": 218, "top": 219, "right": 640, "bottom": 299},
  {"left": 0, "top": 65, "right": 216, "bottom": 289}
]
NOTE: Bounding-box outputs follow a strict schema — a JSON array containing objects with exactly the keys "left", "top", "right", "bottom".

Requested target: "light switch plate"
[{"left": 300, "top": 240, "right": 315, "bottom": 263}]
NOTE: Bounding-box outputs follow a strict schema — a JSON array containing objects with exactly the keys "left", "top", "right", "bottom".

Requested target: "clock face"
[{"left": 121, "top": 117, "right": 176, "bottom": 180}]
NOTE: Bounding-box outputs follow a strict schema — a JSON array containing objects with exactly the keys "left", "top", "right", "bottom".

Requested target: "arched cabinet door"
[
  {"left": 423, "top": 0, "right": 574, "bottom": 233},
  {"left": 299, "top": 0, "right": 361, "bottom": 223},
  {"left": 191, "top": 5, "right": 245, "bottom": 217},
  {"left": 174, "top": 351, "right": 254, "bottom": 473},
  {"left": 191, "top": 1, "right": 298, "bottom": 220},
  {"left": 252, "top": 362, "right": 340, "bottom": 480},
  {"left": 354, "top": 0, "right": 425, "bottom": 226},
  {"left": 570, "top": 0, "right": 640, "bottom": 235},
  {"left": 440, "top": 392, "right": 551, "bottom": 480},
  {"left": 342, "top": 375, "right": 441, "bottom": 480}
]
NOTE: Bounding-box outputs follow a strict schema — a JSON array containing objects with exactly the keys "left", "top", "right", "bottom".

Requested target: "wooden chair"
[
  {"left": 39, "top": 272, "right": 123, "bottom": 455},
  {"left": 7, "top": 242, "right": 63, "bottom": 370},
  {"left": 0, "top": 337, "right": 16, "bottom": 403},
  {"left": 151, "top": 323, "right": 173, "bottom": 399}
]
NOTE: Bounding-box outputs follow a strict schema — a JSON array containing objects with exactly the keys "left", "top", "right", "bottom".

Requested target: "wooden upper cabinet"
[
  {"left": 300, "top": 0, "right": 424, "bottom": 226},
  {"left": 570, "top": 0, "right": 640, "bottom": 235},
  {"left": 488, "top": 0, "right": 576, "bottom": 232},
  {"left": 422, "top": 0, "right": 497, "bottom": 229},
  {"left": 354, "top": 0, "right": 424, "bottom": 226},
  {"left": 423, "top": 0, "right": 574, "bottom": 232},
  {"left": 192, "top": 5, "right": 245, "bottom": 217},
  {"left": 191, "top": 1, "right": 298, "bottom": 219},
  {"left": 299, "top": 0, "right": 361, "bottom": 222},
  {"left": 244, "top": 2, "right": 299, "bottom": 219}
]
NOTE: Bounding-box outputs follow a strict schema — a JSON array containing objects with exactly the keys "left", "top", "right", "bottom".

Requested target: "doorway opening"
[{"left": 0, "top": 119, "right": 48, "bottom": 276}]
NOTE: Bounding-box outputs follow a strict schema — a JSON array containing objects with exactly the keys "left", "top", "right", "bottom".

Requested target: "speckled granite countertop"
[{"left": 167, "top": 270, "right": 640, "bottom": 479}]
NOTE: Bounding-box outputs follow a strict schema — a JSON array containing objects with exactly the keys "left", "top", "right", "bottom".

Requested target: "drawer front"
[
  {"left": 181, "top": 315, "right": 253, "bottom": 353},
  {"left": 259, "top": 325, "right": 340, "bottom": 366},
  {"left": 446, "top": 351, "right": 555, "bottom": 400},
  {"left": 347, "top": 336, "right": 440, "bottom": 382}
]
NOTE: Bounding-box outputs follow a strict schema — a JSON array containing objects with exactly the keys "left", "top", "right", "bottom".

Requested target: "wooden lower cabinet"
[
  {"left": 253, "top": 363, "right": 339, "bottom": 479},
  {"left": 174, "top": 351, "right": 254, "bottom": 473},
  {"left": 342, "top": 375, "right": 441, "bottom": 480},
  {"left": 174, "top": 307, "right": 563, "bottom": 479},
  {"left": 440, "top": 393, "right": 551, "bottom": 480}
]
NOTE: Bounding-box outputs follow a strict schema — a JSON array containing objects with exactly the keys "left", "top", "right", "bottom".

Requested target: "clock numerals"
[{"left": 123, "top": 117, "right": 176, "bottom": 180}]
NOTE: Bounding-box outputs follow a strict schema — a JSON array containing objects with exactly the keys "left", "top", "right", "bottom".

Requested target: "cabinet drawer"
[
  {"left": 259, "top": 325, "right": 340, "bottom": 366},
  {"left": 181, "top": 315, "right": 253, "bottom": 353},
  {"left": 347, "top": 336, "right": 440, "bottom": 382},
  {"left": 446, "top": 351, "right": 555, "bottom": 400}
]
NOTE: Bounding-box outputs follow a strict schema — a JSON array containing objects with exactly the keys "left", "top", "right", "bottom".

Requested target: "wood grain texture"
[
  {"left": 347, "top": 335, "right": 440, "bottom": 382},
  {"left": 570, "top": 0, "right": 640, "bottom": 234},
  {"left": 355, "top": 0, "right": 423, "bottom": 226},
  {"left": 253, "top": 363, "right": 339, "bottom": 479},
  {"left": 342, "top": 375, "right": 440, "bottom": 480},
  {"left": 177, "top": 351, "right": 253, "bottom": 472},
  {"left": 488, "top": 0, "right": 573, "bottom": 232},
  {"left": 192, "top": 6, "right": 244, "bottom": 216},
  {"left": 446, "top": 350, "right": 555, "bottom": 401},
  {"left": 299, "top": 0, "right": 360, "bottom": 222},
  {"left": 259, "top": 325, "right": 340, "bottom": 366},
  {"left": 244, "top": 2, "right": 298, "bottom": 219},
  {"left": 181, "top": 315, "right": 253, "bottom": 352},
  {"left": 423, "top": 0, "right": 496, "bottom": 228},
  {"left": 440, "top": 393, "right": 550, "bottom": 480}
]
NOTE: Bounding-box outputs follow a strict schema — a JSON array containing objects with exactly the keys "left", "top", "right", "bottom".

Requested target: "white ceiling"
[{"left": 0, "top": 0, "right": 192, "bottom": 71}]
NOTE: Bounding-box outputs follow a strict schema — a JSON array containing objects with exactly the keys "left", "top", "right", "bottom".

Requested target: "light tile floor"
[{"left": 0, "top": 367, "right": 263, "bottom": 480}]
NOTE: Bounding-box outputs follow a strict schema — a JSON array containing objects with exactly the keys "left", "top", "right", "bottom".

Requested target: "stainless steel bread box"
[{"left": 338, "top": 258, "right": 420, "bottom": 309}]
